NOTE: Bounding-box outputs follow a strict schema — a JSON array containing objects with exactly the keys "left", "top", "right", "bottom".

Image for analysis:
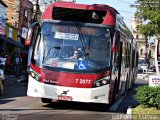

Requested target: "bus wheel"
[
  {"left": 41, "top": 98, "right": 52, "bottom": 103},
  {"left": 0, "top": 80, "right": 4, "bottom": 95}
]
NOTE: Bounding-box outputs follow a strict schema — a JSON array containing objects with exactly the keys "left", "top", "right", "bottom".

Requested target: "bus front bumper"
[{"left": 27, "top": 76, "right": 110, "bottom": 104}]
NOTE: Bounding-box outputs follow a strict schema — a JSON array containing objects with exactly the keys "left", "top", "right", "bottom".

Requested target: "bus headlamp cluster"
[
  {"left": 29, "top": 69, "right": 40, "bottom": 81},
  {"left": 93, "top": 76, "right": 110, "bottom": 88}
]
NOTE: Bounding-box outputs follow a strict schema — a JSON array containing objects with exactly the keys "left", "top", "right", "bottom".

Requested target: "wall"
[
  {"left": 5, "top": 22, "right": 18, "bottom": 41},
  {"left": 0, "top": 1, "right": 7, "bottom": 35},
  {"left": 3, "top": 0, "right": 19, "bottom": 28},
  {"left": 19, "top": 0, "right": 33, "bottom": 39}
]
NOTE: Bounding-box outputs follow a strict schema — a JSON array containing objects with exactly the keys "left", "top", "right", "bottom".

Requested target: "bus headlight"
[
  {"left": 93, "top": 76, "right": 110, "bottom": 88},
  {"left": 29, "top": 69, "right": 40, "bottom": 81},
  {"left": 95, "top": 81, "right": 101, "bottom": 87}
]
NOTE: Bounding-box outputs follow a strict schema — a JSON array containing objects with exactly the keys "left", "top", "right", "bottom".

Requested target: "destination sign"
[
  {"left": 52, "top": 25, "right": 96, "bottom": 35},
  {"left": 54, "top": 32, "right": 79, "bottom": 40}
]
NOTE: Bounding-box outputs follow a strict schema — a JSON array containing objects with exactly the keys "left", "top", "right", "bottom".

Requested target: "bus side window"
[
  {"left": 113, "top": 52, "right": 119, "bottom": 72},
  {"left": 112, "top": 31, "right": 120, "bottom": 52}
]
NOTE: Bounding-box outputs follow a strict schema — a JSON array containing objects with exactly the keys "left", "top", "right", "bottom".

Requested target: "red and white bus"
[{"left": 25, "top": 2, "right": 137, "bottom": 104}]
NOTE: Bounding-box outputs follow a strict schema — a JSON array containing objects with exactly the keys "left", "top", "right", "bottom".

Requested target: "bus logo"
[{"left": 60, "top": 90, "right": 70, "bottom": 95}]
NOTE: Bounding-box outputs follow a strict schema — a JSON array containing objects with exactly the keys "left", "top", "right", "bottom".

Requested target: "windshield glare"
[{"left": 40, "top": 22, "right": 111, "bottom": 71}]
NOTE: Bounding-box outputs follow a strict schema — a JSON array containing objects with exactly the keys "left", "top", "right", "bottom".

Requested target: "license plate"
[{"left": 58, "top": 95, "right": 72, "bottom": 101}]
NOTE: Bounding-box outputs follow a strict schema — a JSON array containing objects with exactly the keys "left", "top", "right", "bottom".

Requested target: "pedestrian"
[
  {"left": 6, "top": 52, "right": 11, "bottom": 74},
  {"left": 15, "top": 53, "right": 22, "bottom": 78},
  {"left": 0, "top": 52, "right": 6, "bottom": 71}
]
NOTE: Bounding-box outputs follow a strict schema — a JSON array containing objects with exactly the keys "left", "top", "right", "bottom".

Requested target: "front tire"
[{"left": 41, "top": 98, "right": 52, "bottom": 103}]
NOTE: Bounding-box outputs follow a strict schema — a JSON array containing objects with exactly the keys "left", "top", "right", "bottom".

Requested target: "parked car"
[
  {"left": 138, "top": 57, "right": 147, "bottom": 72},
  {"left": 0, "top": 67, "right": 4, "bottom": 95},
  {"left": 149, "top": 64, "right": 156, "bottom": 72},
  {"left": 138, "top": 63, "right": 148, "bottom": 72}
]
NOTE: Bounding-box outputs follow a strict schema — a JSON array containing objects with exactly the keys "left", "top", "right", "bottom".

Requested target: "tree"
[
  {"left": 135, "top": 0, "right": 160, "bottom": 75},
  {"left": 135, "top": 0, "right": 160, "bottom": 36},
  {"left": 138, "top": 24, "right": 155, "bottom": 63}
]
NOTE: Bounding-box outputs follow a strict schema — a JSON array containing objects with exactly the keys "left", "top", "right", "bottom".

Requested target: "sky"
[{"left": 39, "top": 0, "right": 137, "bottom": 28}]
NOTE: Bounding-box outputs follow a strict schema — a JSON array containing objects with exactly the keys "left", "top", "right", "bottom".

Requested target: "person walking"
[
  {"left": 6, "top": 52, "right": 11, "bottom": 74},
  {"left": 0, "top": 53, "right": 6, "bottom": 71},
  {"left": 15, "top": 53, "right": 22, "bottom": 78}
]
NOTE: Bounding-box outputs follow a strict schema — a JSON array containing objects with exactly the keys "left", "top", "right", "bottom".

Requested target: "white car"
[
  {"left": 138, "top": 58, "right": 147, "bottom": 71},
  {"left": 138, "top": 63, "right": 148, "bottom": 72}
]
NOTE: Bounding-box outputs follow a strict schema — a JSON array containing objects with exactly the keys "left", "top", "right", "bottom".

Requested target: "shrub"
[{"left": 134, "top": 85, "right": 160, "bottom": 109}]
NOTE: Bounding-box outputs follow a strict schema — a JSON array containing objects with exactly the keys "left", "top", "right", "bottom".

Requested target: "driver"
[
  {"left": 73, "top": 50, "right": 83, "bottom": 60},
  {"left": 69, "top": 48, "right": 83, "bottom": 60}
]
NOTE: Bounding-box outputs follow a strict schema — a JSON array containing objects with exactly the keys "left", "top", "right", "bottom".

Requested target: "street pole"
[
  {"left": 18, "top": 0, "right": 22, "bottom": 56},
  {"left": 145, "top": 37, "right": 148, "bottom": 75},
  {"left": 34, "top": 0, "right": 39, "bottom": 22}
]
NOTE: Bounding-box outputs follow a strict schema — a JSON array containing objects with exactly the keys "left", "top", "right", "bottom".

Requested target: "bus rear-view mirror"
[{"left": 25, "top": 22, "right": 40, "bottom": 46}]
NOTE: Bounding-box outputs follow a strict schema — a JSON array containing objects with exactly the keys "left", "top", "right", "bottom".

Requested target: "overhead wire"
[{"left": 118, "top": 0, "right": 132, "bottom": 5}]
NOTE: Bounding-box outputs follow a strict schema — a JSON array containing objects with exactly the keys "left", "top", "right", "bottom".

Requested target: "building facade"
[
  {"left": 3, "top": 0, "right": 33, "bottom": 53},
  {"left": 18, "top": 0, "right": 33, "bottom": 46},
  {"left": 2, "top": 0, "right": 19, "bottom": 28},
  {"left": 130, "top": 15, "right": 156, "bottom": 65},
  {"left": 0, "top": 0, "right": 7, "bottom": 53},
  {"left": 0, "top": 0, "right": 7, "bottom": 35}
]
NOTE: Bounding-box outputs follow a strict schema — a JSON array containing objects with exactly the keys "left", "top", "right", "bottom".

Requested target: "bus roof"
[{"left": 42, "top": 2, "right": 117, "bottom": 26}]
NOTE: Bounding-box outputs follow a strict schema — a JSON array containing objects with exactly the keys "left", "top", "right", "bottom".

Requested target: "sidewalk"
[{"left": 137, "top": 72, "right": 157, "bottom": 81}]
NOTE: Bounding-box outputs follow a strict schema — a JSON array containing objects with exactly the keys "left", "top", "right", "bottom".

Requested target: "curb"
[{"left": 109, "top": 93, "right": 127, "bottom": 112}]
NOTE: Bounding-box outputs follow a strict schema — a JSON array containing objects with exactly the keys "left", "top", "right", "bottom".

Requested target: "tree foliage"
[{"left": 135, "top": 0, "right": 160, "bottom": 36}]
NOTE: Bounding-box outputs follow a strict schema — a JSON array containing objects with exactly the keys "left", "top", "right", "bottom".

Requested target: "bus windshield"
[{"left": 39, "top": 22, "right": 111, "bottom": 71}]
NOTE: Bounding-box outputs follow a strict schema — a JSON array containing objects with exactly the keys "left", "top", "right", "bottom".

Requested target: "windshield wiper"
[{"left": 74, "top": 22, "right": 89, "bottom": 58}]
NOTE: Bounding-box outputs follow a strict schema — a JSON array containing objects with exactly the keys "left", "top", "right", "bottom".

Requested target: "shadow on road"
[
  {"left": 43, "top": 101, "right": 111, "bottom": 112},
  {"left": 0, "top": 82, "right": 27, "bottom": 104}
]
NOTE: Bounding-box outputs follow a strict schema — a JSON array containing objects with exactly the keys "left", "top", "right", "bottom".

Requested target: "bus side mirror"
[
  {"left": 25, "top": 22, "right": 40, "bottom": 46},
  {"left": 25, "top": 28, "right": 33, "bottom": 46},
  {"left": 112, "top": 31, "right": 120, "bottom": 52}
]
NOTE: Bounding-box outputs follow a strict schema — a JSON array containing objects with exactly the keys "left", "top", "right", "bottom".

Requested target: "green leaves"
[
  {"left": 139, "top": 24, "right": 155, "bottom": 37},
  {"left": 135, "top": 0, "right": 160, "bottom": 36},
  {"left": 135, "top": 85, "right": 160, "bottom": 109}
]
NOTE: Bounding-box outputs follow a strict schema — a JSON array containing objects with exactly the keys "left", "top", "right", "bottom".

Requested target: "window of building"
[{"left": 140, "top": 49, "right": 143, "bottom": 55}]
